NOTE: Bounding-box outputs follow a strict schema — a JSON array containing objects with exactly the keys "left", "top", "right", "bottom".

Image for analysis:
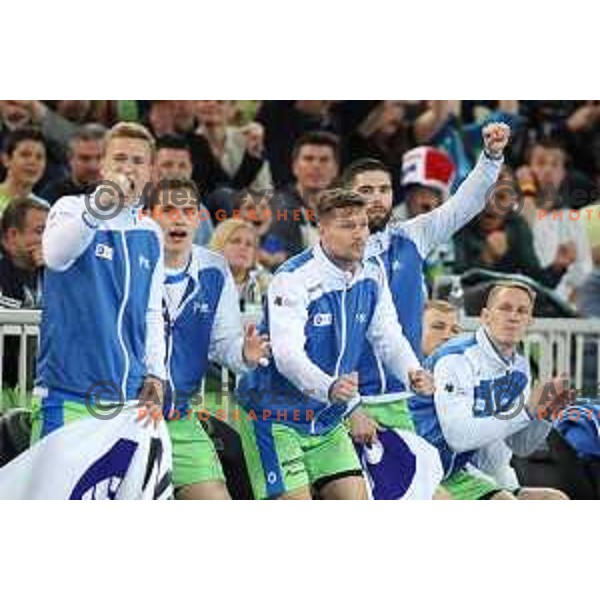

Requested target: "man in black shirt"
[
  {"left": 0, "top": 198, "right": 48, "bottom": 390},
  {"left": 41, "top": 124, "right": 106, "bottom": 204},
  {"left": 269, "top": 131, "right": 340, "bottom": 258}
]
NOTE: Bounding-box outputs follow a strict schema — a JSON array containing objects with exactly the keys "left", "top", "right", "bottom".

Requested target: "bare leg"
[
  {"left": 433, "top": 486, "right": 454, "bottom": 500},
  {"left": 176, "top": 480, "right": 231, "bottom": 500},
  {"left": 490, "top": 490, "right": 518, "bottom": 500},
  {"left": 278, "top": 486, "right": 312, "bottom": 500},
  {"left": 320, "top": 476, "right": 368, "bottom": 500},
  {"left": 517, "top": 487, "right": 569, "bottom": 500}
]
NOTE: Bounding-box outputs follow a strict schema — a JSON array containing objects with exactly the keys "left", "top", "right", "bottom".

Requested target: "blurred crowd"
[{"left": 1, "top": 100, "right": 600, "bottom": 324}]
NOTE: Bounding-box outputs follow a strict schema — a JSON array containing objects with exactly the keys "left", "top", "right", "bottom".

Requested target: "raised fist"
[{"left": 483, "top": 122, "right": 511, "bottom": 159}]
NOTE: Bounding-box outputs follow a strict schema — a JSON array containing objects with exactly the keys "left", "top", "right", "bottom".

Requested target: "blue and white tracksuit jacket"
[
  {"left": 163, "top": 244, "right": 248, "bottom": 415},
  {"left": 409, "top": 326, "right": 552, "bottom": 479},
  {"left": 358, "top": 153, "right": 503, "bottom": 405},
  {"left": 36, "top": 193, "right": 166, "bottom": 414},
  {"left": 236, "top": 242, "right": 420, "bottom": 435}
]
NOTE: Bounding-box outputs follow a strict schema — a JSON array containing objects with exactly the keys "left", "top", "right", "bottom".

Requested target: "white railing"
[
  {"left": 0, "top": 309, "right": 41, "bottom": 401},
  {"left": 2, "top": 309, "right": 600, "bottom": 406},
  {"left": 461, "top": 317, "right": 600, "bottom": 392}
]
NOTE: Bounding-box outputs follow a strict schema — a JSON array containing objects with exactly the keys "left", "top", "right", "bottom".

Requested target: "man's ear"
[
  {"left": 1, "top": 152, "right": 9, "bottom": 170},
  {"left": 3, "top": 227, "right": 17, "bottom": 247},
  {"left": 480, "top": 306, "right": 490, "bottom": 325}
]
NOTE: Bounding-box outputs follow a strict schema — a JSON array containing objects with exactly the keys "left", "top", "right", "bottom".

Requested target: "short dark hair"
[
  {"left": 341, "top": 158, "right": 391, "bottom": 189},
  {"left": 3, "top": 127, "right": 47, "bottom": 157},
  {"left": 292, "top": 131, "right": 340, "bottom": 164},
  {"left": 232, "top": 187, "right": 274, "bottom": 211},
  {"left": 315, "top": 188, "right": 366, "bottom": 220},
  {"left": 147, "top": 177, "right": 199, "bottom": 210},
  {"left": 156, "top": 134, "right": 192, "bottom": 156},
  {"left": 525, "top": 136, "right": 568, "bottom": 164},
  {"left": 69, "top": 123, "right": 106, "bottom": 146},
  {"left": 1, "top": 198, "right": 49, "bottom": 239}
]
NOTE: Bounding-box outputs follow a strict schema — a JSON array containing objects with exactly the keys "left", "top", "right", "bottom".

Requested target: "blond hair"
[
  {"left": 209, "top": 218, "right": 258, "bottom": 255},
  {"left": 486, "top": 281, "right": 537, "bottom": 308},
  {"left": 425, "top": 299, "right": 458, "bottom": 315},
  {"left": 105, "top": 121, "right": 156, "bottom": 157}
]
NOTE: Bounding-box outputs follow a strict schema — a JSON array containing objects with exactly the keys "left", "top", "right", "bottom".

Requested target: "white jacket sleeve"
[
  {"left": 504, "top": 420, "right": 552, "bottom": 457},
  {"left": 366, "top": 276, "right": 421, "bottom": 386},
  {"left": 43, "top": 196, "right": 100, "bottom": 271},
  {"left": 269, "top": 272, "right": 335, "bottom": 404},
  {"left": 208, "top": 267, "right": 248, "bottom": 375},
  {"left": 473, "top": 441, "right": 520, "bottom": 491},
  {"left": 401, "top": 152, "right": 503, "bottom": 258},
  {"left": 144, "top": 229, "right": 166, "bottom": 381},
  {"left": 434, "top": 354, "right": 533, "bottom": 453}
]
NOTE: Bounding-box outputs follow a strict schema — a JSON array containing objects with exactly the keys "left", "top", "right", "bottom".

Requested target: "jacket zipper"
[{"left": 117, "top": 229, "right": 131, "bottom": 400}]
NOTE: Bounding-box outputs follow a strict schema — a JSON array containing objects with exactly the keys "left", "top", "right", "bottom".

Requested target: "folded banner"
[
  {"left": 0, "top": 407, "right": 172, "bottom": 500},
  {"left": 356, "top": 428, "right": 443, "bottom": 500}
]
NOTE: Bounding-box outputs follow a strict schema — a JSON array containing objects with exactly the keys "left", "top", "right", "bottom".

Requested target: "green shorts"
[
  {"left": 30, "top": 395, "right": 224, "bottom": 491},
  {"left": 444, "top": 467, "right": 504, "bottom": 500},
  {"left": 361, "top": 397, "right": 416, "bottom": 432},
  {"left": 166, "top": 417, "right": 224, "bottom": 490},
  {"left": 30, "top": 397, "right": 95, "bottom": 444},
  {"left": 238, "top": 410, "right": 362, "bottom": 499}
]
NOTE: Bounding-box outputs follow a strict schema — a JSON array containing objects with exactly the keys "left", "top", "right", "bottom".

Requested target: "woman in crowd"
[{"left": 209, "top": 219, "right": 272, "bottom": 315}]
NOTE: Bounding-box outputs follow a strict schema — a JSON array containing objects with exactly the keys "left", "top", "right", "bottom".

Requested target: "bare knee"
[
  {"left": 490, "top": 490, "right": 518, "bottom": 500},
  {"left": 319, "top": 476, "right": 368, "bottom": 500},
  {"left": 176, "top": 480, "right": 231, "bottom": 500},
  {"left": 279, "top": 486, "right": 312, "bottom": 500},
  {"left": 517, "top": 487, "right": 570, "bottom": 500},
  {"left": 433, "top": 486, "right": 454, "bottom": 500}
]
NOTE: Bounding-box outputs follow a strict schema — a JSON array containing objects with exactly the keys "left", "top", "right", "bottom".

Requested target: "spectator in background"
[
  {"left": 518, "top": 139, "right": 592, "bottom": 302},
  {"left": 577, "top": 247, "right": 600, "bottom": 317},
  {"left": 0, "top": 198, "right": 48, "bottom": 306},
  {"left": 0, "top": 128, "right": 49, "bottom": 213},
  {"left": 395, "top": 146, "right": 456, "bottom": 220},
  {"left": 145, "top": 101, "right": 264, "bottom": 211},
  {"left": 520, "top": 101, "right": 600, "bottom": 183},
  {"left": 210, "top": 219, "right": 271, "bottom": 314},
  {"left": 454, "top": 167, "right": 571, "bottom": 290},
  {"left": 41, "top": 124, "right": 106, "bottom": 204},
  {"left": 393, "top": 146, "right": 457, "bottom": 281},
  {"left": 196, "top": 100, "right": 272, "bottom": 192},
  {"left": 341, "top": 101, "right": 450, "bottom": 193},
  {"left": 232, "top": 189, "right": 287, "bottom": 271},
  {"left": 269, "top": 131, "right": 340, "bottom": 258},
  {"left": 153, "top": 135, "right": 214, "bottom": 246},
  {"left": 257, "top": 101, "right": 337, "bottom": 186},
  {"left": 0, "top": 198, "right": 48, "bottom": 392}
]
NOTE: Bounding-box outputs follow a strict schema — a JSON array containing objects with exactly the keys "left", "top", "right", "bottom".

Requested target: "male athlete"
[
  {"left": 342, "top": 122, "right": 510, "bottom": 498},
  {"left": 34, "top": 122, "right": 165, "bottom": 441},
  {"left": 236, "top": 189, "right": 433, "bottom": 500},
  {"left": 411, "top": 281, "right": 570, "bottom": 499},
  {"left": 149, "top": 177, "right": 269, "bottom": 499}
]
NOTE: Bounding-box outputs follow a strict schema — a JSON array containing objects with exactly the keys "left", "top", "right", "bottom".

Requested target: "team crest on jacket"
[
  {"left": 313, "top": 313, "right": 333, "bottom": 327},
  {"left": 95, "top": 243, "right": 114, "bottom": 261}
]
